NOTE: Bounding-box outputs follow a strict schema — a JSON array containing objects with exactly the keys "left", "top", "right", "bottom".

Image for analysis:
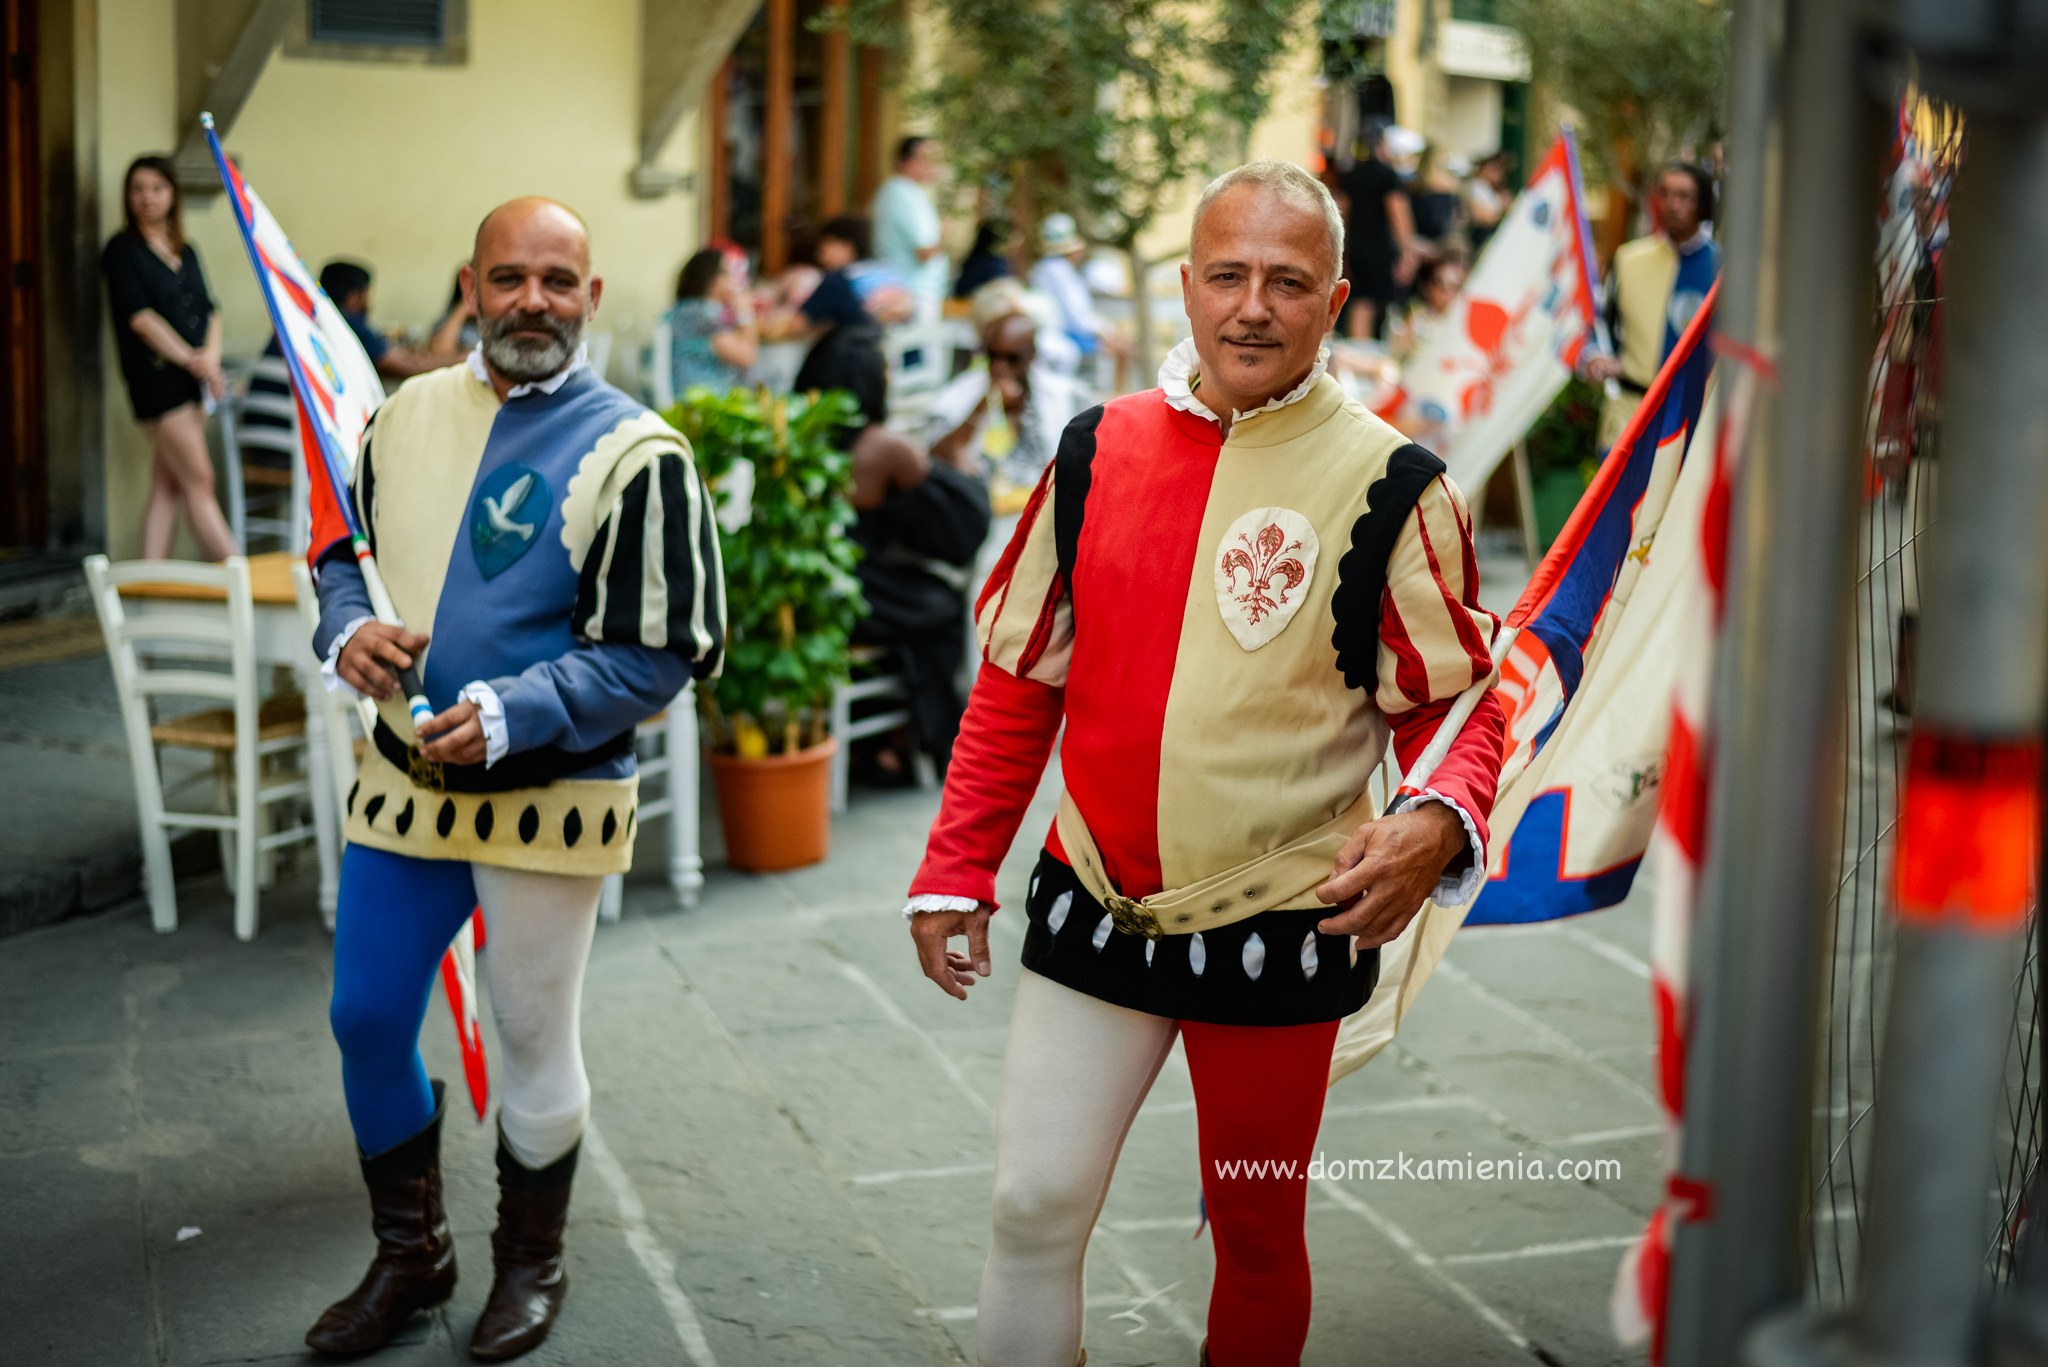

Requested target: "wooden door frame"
[{"left": 4, "top": 0, "right": 49, "bottom": 547}]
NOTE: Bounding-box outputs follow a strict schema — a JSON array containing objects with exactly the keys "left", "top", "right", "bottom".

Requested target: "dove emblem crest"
[
  {"left": 1213, "top": 506, "right": 1318, "bottom": 651},
  {"left": 469, "top": 463, "right": 554, "bottom": 580}
]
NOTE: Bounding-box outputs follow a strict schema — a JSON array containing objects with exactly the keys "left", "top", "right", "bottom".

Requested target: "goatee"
[{"left": 480, "top": 307, "right": 583, "bottom": 383}]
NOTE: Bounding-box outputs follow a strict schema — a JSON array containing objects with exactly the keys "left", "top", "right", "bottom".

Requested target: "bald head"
[
  {"left": 462, "top": 196, "right": 601, "bottom": 390},
  {"left": 473, "top": 196, "right": 590, "bottom": 271}
]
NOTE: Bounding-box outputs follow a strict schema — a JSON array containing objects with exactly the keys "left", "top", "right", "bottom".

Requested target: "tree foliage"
[
  {"left": 1501, "top": 0, "right": 1729, "bottom": 192},
  {"left": 891, "top": 0, "right": 1314, "bottom": 254},
  {"left": 664, "top": 388, "right": 865, "bottom": 757},
  {"left": 832, "top": 0, "right": 1314, "bottom": 372}
]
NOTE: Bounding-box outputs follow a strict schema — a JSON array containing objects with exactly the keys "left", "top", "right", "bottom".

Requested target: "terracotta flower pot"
[{"left": 707, "top": 738, "right": 837, "bottom": 872}]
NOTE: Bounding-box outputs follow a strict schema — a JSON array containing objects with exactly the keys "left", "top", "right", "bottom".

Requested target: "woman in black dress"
[{"left": 102, "top": 154, "right": 237, "bottom": 560}]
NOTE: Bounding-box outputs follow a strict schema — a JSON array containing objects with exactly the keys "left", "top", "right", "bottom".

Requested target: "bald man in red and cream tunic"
[{"left": 903, "top": 162, "right": 1509, "bottom": 1367}]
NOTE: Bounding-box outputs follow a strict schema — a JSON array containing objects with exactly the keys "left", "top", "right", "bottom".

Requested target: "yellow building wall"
[
  {"left": 93, "top": 0, "right": 702, "bottom": 558},
  {"left": 97, "top": 0, "right": 180, "bottom": 560}
]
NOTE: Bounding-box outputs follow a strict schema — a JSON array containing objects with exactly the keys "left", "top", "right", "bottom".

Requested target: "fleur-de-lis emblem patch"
[{"left": 1214, "top": 506, "right": 1319, "bottom": 650}]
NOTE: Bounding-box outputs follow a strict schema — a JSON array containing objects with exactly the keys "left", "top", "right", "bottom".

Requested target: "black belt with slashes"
[{"left": 371, "top": 718, "right": 633, "bottom": 794}]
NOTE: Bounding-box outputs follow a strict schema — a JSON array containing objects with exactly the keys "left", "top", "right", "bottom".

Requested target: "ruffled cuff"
[
  {"left": 320, "top": 615, "right": 377, "bottom": 699},
  {"left": 1395, "top": 790, "right": 1486, "bottom": 907},
  {"left": 903, "top": 894, "right": 983, "bottom": 921},
  {"left": 458, "top": 681, "right": 509, "bottom": 767}
]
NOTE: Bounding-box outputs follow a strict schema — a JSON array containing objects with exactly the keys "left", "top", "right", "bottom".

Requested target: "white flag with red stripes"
[
  {"left": 1608, "top": 348, "right": 1753, "bottom": 1358},
  {"left": 1381, "top": 130, "right": 1602, "bottom": 494}
]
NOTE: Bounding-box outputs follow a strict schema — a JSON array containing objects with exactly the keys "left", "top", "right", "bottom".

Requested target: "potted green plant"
[
  {"left": 1521, "top": 374, "right": 1604, "bottom": 551},
  {"left": 664, "top": 386, "right": 865, "bottom": 871}
]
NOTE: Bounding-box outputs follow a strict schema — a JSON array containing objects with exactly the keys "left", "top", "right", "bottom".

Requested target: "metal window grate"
[{"left": 307, "top": 0, "right": 445, "bottom": 47}]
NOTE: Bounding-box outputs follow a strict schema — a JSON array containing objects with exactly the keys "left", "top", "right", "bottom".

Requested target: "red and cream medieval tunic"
[{"left": 909, "top": 340, "right": 1509, "bottom": 1026}]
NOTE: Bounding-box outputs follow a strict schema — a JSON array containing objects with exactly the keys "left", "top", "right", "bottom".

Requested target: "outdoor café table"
[{"left": 117, "top": 551, "right": 345, "bottom": 927}]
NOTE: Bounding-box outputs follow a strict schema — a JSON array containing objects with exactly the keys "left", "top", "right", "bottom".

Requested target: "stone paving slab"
[
  {"left": 1, "top": 1150, "right": 158, "bottom": 1366},
  {"left": 0, "top": 746, "right": 1665, "bottom": 1367}
]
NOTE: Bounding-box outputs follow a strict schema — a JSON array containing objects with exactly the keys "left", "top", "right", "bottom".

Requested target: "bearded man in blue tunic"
[{"left": 304, "top": 198, "right": 725, "bottom": 1362}]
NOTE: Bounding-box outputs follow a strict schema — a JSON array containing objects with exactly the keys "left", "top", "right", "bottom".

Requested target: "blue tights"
[{"left": 329, "top": 844, "right": 480, "bottom": 1156}]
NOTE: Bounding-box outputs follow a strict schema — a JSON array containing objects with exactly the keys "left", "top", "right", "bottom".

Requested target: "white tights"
[
  {"left": 978, "top": 970, "right": 1180, "bottom": 1367},
  {"left": 474, "top": 865, "right": 601, "bottom": 1169}
]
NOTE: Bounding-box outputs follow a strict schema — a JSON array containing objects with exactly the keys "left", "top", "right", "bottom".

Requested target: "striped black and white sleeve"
[{"left": 572, "top": 445, "right": 726, "bottom": 680}]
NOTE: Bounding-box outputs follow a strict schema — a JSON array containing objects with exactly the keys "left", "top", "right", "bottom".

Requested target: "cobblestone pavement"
[
  {"left": 1, "top": 764, "right": 1662, "bottom": 1367},
  {"left": 3, "top": 549, "right": 1664, "bottom": 1366}
]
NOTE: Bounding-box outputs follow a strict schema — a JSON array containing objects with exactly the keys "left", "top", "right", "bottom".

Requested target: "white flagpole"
[{"left": 1387, "top": 625, "right": 1519, "bottom": 809}]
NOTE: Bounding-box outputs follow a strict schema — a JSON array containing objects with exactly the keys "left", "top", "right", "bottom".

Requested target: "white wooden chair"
[
  {"left": 587, "top": 329, "right": 615, "bottom": 386},
  {"left": 598, "top": 685, "right": 705, "bottom": 921},
  {"left": 290, "top": 560, "right": 370, "bottom": 932},
  {"left": 85, "top": 555, "right": 317, "bottom": 941},
  {"left": 646, "top": 317, "right": 676, "bottom": 410},
  {"left": 828, "top": 647, "right": 930, "bottom": 813},
  {"left": 881, "top": 321, "right": 958, "bottom": 408},
  {"left": 219, "top": 356, "right": 308, "bottom": 554}
]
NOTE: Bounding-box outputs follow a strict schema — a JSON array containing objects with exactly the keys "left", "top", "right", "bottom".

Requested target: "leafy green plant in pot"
[
  {"left": 1521, "top": 374, "right": 1604, "bottom": 552},
  {"left": 664, "top": 386, "right": 865, "bottom": 871}
]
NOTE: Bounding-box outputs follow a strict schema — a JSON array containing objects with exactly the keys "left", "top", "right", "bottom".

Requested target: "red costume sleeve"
[
  {"left": 1388, "top": 688, "right": 1507, "bottom": 854},
  {"left": 907, "top": 663, "right": 1066, "bottom": 908},
  {"left": 1375, "top": 470, "right": 1508, "bottom": 880}
]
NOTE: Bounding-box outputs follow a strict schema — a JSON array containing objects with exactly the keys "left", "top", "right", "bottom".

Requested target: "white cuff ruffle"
[
  {"left": 903, "top": 893, "right": 982, "bottom": 921},
  {"left": 458, "top": 681, "right": 509, "bottom": 766},
  {"left": 1395, "top": 790, "right": 1487, "bottom": 907},
  {"left": 320, "top": 615, "right": 377, "bottom": 699}
]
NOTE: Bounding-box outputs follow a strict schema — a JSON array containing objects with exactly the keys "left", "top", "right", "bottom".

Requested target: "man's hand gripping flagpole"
[{"left": 201, "top": 114, "right": 490, "bottom": 1120}]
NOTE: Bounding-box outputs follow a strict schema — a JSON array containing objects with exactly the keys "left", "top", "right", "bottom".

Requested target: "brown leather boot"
[
  {"left": 468, "top": 1132, "right": 578, "bottom": 1361},
  {"left": 306, "top": 1083, "right": 457, "bottom": 1356}
]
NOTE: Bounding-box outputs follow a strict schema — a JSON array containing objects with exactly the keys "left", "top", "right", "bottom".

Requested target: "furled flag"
[
  {"left": 1608, "top": 336, "right": 1751, "bottom": 1362},
  {"left": 202, "top": 120, "right": 380, "bottom": 571},
  {"left": 203, "top": 116, "right": 492, "bottom": 1121},
  {"left": 1383, "top": 130, "right": 1601, "bottom": 495},
  {"left": 1330, "top": 283, "right": 1719, "bottom": 1083}
]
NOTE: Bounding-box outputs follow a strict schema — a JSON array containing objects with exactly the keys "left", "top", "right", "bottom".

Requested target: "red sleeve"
[
  {"left": 1387, "top": 687, "right": 1507, "bottom": 853},
  {"left": 908, "top": 662, "right": 1065, "bottom": 907}
]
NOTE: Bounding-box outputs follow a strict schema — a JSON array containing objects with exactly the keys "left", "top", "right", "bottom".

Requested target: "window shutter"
[{"left": 307, "top": 0, "right": 446, "bottom": 47}]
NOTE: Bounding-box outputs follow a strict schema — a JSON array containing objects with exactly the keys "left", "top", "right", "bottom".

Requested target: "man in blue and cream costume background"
[
  {"left": 1578, "top": 161, "right": 1719, "bottom": 451},
  {"left": 304, "top": 198, "right": 725, "bottom": 1362}
]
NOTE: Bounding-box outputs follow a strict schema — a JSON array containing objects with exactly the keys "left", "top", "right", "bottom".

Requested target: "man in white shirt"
[
  {"left": 871, "top": 136, "right": 949, "bottom": 320},
  {"left": 1028, "top": 212, "right": 1130, "bottom": 390}
]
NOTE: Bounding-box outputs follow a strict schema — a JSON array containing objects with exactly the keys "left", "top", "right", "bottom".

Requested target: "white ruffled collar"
[{"left": 1158, "top": 337, "right": 1329, "bottom": 427}]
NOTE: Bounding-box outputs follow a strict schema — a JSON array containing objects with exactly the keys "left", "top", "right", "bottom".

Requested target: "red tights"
[{"left": 1186, "top": 1017, "right": 1341, "bottom": 1366}]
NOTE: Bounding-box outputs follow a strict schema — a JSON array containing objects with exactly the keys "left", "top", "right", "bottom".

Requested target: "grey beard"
[{"left": 480, "top": 308, "right": 583, "bottom": 383}]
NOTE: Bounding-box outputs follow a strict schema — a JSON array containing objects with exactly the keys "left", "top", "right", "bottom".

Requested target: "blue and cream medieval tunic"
[{"left": 313, "top": 350, "right": 724, "bottom": 877}]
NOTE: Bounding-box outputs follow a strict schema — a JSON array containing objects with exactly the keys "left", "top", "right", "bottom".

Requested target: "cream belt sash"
[{"left": 1053, "top": 787, "right": 1377, "bottom": 940}]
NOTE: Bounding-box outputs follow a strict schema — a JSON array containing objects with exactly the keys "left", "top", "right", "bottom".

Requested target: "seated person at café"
[
  {"left": 919, "top": 281, "right": 1087, "bottom": 513},
  {"left": 793, "top": 216, "right": 916, "bottom": 337},
  {"left": 664, "top": 246, "right": 759, "bottom": 396},
  {"left": 246, "top": 259, "right": 464, "bottom": 449},
  {"left": 786, "top": 217, "right": 916, "bottom": 396},
  {"left": 804, "top": 328, "right": 990, "bottom": 783},
  {"left": 315, "top": 259, "right": 468, "bottom": 381},
  {"left": 427, "top": 266, "right": 481, "bottom": 354},
  {"left": 1026, "top": 212, "right": 1130, "bottom": 385},
  {"left": 952, "top": 218, "right": 1015, "bottom": 301}
]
